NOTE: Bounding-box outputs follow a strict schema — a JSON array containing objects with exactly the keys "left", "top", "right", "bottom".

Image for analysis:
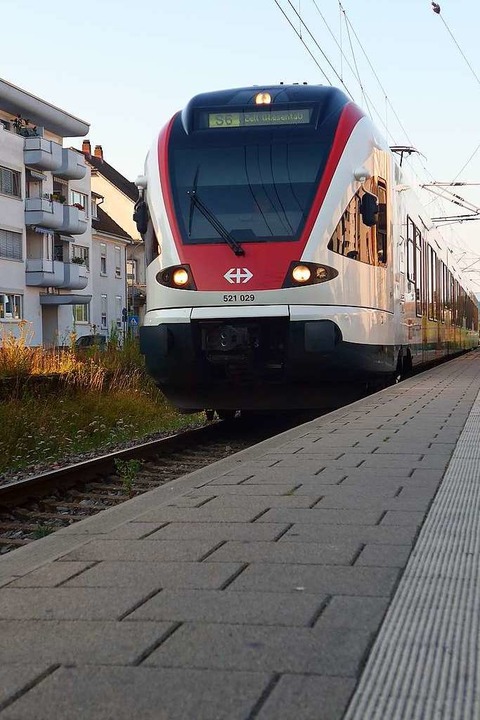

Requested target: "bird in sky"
[{"left": 432, "top": 2, "right": 441, "bottom": 14}]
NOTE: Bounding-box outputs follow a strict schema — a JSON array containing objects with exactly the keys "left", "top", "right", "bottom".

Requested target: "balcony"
[
  {"left": 55, "top": 148, "right": 87, "bottom": 180},
  {"left": 62, "top": 205, "right": 88, "bottom": 235},
  {"left": 25, "top": 259, "right": 65, "bottom": 287},
  {"left": 25, "top": 198, "right": 64, "bottom": 229},
  {"left": 23, "top": 137, "right": 63, "bottom": 171},
  {"left": 59, "top": 262, "right": 88, "bottom": 290}
]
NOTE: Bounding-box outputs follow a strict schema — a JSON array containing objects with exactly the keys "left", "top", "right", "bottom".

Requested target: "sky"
[{"left": 3, "top": 0, "right": 480, "bottom": 284}]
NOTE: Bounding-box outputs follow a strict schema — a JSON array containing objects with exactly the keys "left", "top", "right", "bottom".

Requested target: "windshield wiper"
[{"left": 187, "top": 190, "right": 245, "bottom": 256}]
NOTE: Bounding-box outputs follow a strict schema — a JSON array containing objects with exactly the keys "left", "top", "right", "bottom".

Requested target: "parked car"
[{"left": 75, "top": 334, "right": 107, "bottom": 349}]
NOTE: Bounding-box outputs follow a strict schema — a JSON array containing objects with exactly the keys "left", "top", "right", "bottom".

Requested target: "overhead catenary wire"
[
  {"left": 335, "top": 1, "right": 452, "bottom": 220},
  {"left": 336, "top": 1, "right": 480, "bottom": 237},
  {"left": 282, "top": 0, "right": 356, "bottom": 99},
  {"left": 273, "top": 0, "right": 480, "bottom": 283},
  {"left": 272, "top": 0, "right": 334, "bottom": 85},
  {"left": 309, "top": 0, "right": 376, "bottom": 121},
  {"left": 427, "top": 2, "right": 480, "bottom": 222},
  {"left": 278, "top": 0, "right": 402, "bottom": 144},
  {"left": 276, "top": 0, "right": 444, "bottom": 203},
  {"left": 432, "top": 3, "right": 480, "bottom": 89}
]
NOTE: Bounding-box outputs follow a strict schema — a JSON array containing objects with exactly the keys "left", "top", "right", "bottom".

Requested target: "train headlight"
[
  {"left": 283, "top": 262, "right": 338, "bottom": 288},
  {"left": 292, "top": 265, "right": 311, "bottom": 283},
  {"left": 156, "top": 264, "right": 197, "bottom": 290},
  {"left": 255, "top": 92, "right": 271, "bottom": 105},
  {"left": 172, "top": 268, "right": 189, "bottom": 286}
]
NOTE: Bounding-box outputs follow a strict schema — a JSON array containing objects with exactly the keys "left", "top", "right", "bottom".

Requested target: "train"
[{"left": 136, "top": 84, "right": 479, "bottom": 416}]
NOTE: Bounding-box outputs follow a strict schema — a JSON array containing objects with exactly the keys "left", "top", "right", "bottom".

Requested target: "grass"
[
  {"left": 114, "top": 458, "right": 143, "bottom": 497},
  {"left": 0, "top": 324, "right": 203, "bottom": 478}
]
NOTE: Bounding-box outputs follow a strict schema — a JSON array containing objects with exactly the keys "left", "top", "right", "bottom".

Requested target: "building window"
[
  {"left": 127, "top": 259, "right": 137, "bottom": 286},
  {"left": 70, "top": 190, "right": 88, "bottom": 216},
  {"left": 73, "top": 304, "right": 89, "bottom": 323},
  {"left": 100, "top": 294, "right": 107, "bottom": 329},
  {"left": 0, "top": 166, "right": 21, "bottom": 197},
  {"left": 115, "top": 296, "right": 122, "bottom": 328},
  {"left": 0, "top": 293, "right": 22, "bottom": 320},
  {"left": 100, "top": 243, "right": 107, "bottom": 275},
  {"left": 114, "top": 246, "right": 122, "bottom": 278},
  {"left": 91, "top": 198, "right": 98, "bottom": 219},
  {"left": 72, "top": 244, "right": 89, "bottom": 270},
  {"left": 0, "top": 229, "right": 22, "bottom": 260}
]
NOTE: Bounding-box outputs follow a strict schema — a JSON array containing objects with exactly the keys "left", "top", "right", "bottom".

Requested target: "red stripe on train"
[{"left": 158, "top": 103, "right": 364, "bottom": 291}]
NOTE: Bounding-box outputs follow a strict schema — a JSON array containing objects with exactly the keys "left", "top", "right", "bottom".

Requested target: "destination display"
[{"left": 205, "top": 108, "right": 312, "bottom": 129}]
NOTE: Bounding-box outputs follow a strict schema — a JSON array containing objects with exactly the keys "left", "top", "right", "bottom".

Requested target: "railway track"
[
  {"left": 0, "top": 354, "right": 461, "bottom": 557},
  {"left": 0, "top": 411, "right": 321, "bottom": 555}
]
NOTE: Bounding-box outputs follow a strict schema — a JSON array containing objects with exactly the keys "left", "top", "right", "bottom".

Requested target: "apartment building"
[
  {"left": 0, "top": 77, "right": 129, "bottom": 346},
  {"left": 81, "top": 141, "right": 145, "bottom": 331}
]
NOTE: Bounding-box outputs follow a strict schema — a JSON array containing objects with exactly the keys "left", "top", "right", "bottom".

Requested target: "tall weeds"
[
  {"left": 0, "top": 322, "right": 80, "bottom": 377},
  {"left": 0, "top": 324, "right": 201, "bottom": 477}
]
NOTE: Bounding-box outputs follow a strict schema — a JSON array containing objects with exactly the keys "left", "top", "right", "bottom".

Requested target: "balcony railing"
[
  {"left": 24, "top": 137, "right": 63, "bottom": 171},
  {"left": 62, "top": 205, "right": 88, "bottom": 235},
  {"left": 25, "top": 259, "right": 64, "bottom": 287},
  {"left": 25, "top": 198, "right": 64, "bottom": 229},
  {"left": 55, "top": 148, "right": 87, "bottom": 180},
  {"left": 26, "top": 259, "right": 88, "bottom": 290},
  {"left": 59, "top": 262, "right": 88, "bottom": 290},
  {"left": 25, "top": 199, "right": 88, "bottom": 234}
]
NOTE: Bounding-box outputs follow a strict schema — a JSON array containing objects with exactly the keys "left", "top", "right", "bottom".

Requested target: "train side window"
[
  {"left": 406, "top": 217, "right": 415, "bottom": 283},
  {"left": 376, "top": 181, "right": 387, "bottom": 265},
  {"left": 431, "top": 249, "right": 439, "bottom": 321},
  {"left": 440, "top": 262, "right": 446, "bottom": 322},
  {"left": 328, "top": 179, "right": 379, "bottom": 266},
  {"left": 415, "top": 226, "right": 423, "bottom": 317},
  {"left": 328, "top": 194, "right": 361, "bottom": 260}
]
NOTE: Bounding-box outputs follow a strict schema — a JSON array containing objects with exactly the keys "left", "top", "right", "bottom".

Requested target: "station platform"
[{"left": 1, "top": 350, "right": 480, "bottom": 719}]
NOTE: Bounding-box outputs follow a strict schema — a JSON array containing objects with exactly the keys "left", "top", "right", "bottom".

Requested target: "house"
[
  {"left": 90, "top": 204, "right": 132, "bottom": 338},
  {"left": 0, "top": 77, "right": 130, "bottom": 347},
  {"left": 0, "top": 77, "right": 91, "bottom": 346},
  {"left": 81, "top": 141, "right": 145, "bottom": 332}
]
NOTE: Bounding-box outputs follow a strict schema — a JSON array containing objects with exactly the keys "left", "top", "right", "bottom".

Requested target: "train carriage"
[{"left": 136, "top": 84, "right": 478, "bottom": 414}]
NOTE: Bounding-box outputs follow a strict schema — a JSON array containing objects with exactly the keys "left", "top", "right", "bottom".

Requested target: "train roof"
[{"left": 183, "top": 84, "right": 351, "bottom": 110}]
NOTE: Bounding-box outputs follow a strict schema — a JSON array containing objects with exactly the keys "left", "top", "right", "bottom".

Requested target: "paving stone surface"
[
  {"left": 145, "top": 622, "right": 372, "bottom": 675},
  {"left": 0, "top": 587, "right": 158, "bottom": 620},
  {"left": 0, "top": 352, "right": 479, "bottom": 719},
  {"left": 125, "top": 588, "right": 326, "bottom": 625},
  {"left": 0, "top": 665, "right": 55, "bottom": 708},
  {"left": 62, "top": 561, "right": 244, "bottom": 590},
  {"left": 256, "top": 675, "right": 357, "bottom": 720},
  {"left": 0, "top": 667, "right": 272, "bottom": 720},
  {"left": 0, "top": 620, "right": 174, "bottom": 665}
]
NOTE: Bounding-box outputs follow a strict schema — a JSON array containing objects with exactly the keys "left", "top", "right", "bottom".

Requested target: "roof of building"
[
  {"left": 0, "top": 77, "right": 89, "bottom": 137},
  {"left": 83, "top": 149, "right": 139, "bottom": 202},
  {"left": 92, "top": 206, "right": 132, "bottom": 241}
]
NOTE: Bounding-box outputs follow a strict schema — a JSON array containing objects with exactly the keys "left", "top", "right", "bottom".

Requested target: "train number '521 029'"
[{"left": 223, "top": 294, "right": 255, "bottom": 302}]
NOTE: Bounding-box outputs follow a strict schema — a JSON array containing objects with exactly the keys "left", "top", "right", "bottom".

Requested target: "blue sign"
[{"left": 129, "top": 315, "right": 139, "bottom": 326}]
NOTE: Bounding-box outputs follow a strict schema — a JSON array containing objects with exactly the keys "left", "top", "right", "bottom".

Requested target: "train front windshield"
[{"left": 168, "top": 105, "right": 336, "bottom": 245}]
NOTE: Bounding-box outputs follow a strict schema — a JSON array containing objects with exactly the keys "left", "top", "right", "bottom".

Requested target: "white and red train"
[{"left": 136, "top": 84, "right": 479, "bottom": 414}]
